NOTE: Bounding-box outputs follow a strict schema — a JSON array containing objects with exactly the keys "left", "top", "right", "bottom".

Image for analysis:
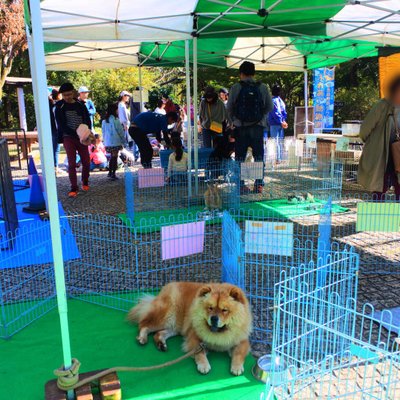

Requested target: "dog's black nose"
[{"left": 211, "top": 316, "right": 218, "bottom": 325}]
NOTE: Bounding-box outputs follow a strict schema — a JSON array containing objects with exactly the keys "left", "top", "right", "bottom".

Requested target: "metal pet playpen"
[
  {"left": 265, "top": 262, "right": 400, "bottom": 399},
  {"left": 2, "top": 205, "right": 357, "bottom": 352}
]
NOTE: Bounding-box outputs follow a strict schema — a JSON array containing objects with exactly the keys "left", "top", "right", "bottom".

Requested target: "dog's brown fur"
[{"left": 128, "top": 282, "right": 252, "bottom": 375}]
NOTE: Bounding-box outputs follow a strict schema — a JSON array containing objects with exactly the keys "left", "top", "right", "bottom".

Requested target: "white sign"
[
  {"left": 295, "top": 139, "right": 304, "bottom": 157},
  {"left": 306, "top": 135, "right": 317, "bottom": 149},
  {"left": 241, "top": 161, "right": 264, "bottom": 180},
  {"left": 244, "top": 221, "right": 294, "bottom": 256}
]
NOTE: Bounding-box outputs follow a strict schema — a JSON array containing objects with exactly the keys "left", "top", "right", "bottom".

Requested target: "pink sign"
[
  {"left": 161, "top": 221, "right": 205, "bottom": 260},
  {"left": 138, "top": 168, "right": 165, "bottom": 188}
]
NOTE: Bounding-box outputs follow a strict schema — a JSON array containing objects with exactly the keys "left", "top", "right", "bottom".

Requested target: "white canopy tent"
[
  {"left": 45, "top": 42, "right": 141, "bottom": 71},
  {"left": 24, "top": 1, "right": 400, "bottom": 394},
  {"left": 39, "top": 0, "right": 195, "bottom": 41},
  {"left": 327, "top": 0, "right": 400, "bottom": 45}
]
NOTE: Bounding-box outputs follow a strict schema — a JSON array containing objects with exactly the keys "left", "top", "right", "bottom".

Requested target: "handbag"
[
  {"left": 208, "top": 103, "right": 223, "bottom": 134},
  {"left": 391, "top": 115, "right": 400, "bottom": 173}
]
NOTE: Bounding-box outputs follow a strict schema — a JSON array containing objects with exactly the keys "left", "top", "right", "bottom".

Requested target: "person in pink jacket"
[{"left": 89, "top": 134, "right": 108, "bottom": 171}]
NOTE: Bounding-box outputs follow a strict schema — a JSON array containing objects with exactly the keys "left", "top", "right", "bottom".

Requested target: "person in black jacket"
[
  {"left": 49, "top": 88, "right": 63, "bottom": 175},
  {"left": 55, "top": 82, "right": 92, "bottom": 198}
]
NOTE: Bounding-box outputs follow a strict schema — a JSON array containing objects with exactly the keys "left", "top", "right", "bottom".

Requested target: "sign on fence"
[
  {"left": 356, "top": 203, "right": 400, "bottom": 232},
  {"left": 244, "top": 220, "right": 293, "bottom": 256},
  {"left": 240, "top": 162, "right": 264, "bottom": 180},
  {"left": 138, "top": 168, "right": 165, "bottom": 188},
  {"left": 161, "top": 221, "right": 205, "bottom": 260}
]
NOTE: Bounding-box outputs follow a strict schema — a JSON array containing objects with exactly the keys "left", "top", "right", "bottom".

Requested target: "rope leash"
[{"left": 54, "top": 343, "right": 206, "bottom": 392}]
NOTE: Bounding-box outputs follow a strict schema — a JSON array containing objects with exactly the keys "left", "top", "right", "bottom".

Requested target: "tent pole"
[
  {"left": 185, "top": 40, "right": 192, "bottom": 197},
  {"left": 304, "top": 69, "right": 309, "bottom": 134},
  {"left": 138, "top": 65, "right": 144, "bottom": 112},
  {"left": 192, "top": 36, "right": 199, "bottom": 195},
  {"left": 27, "top": 1, "right": 73, "bottom": 397}
]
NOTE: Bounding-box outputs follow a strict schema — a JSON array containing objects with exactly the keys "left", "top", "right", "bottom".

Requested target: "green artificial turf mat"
[
  {"left": 119, "top": 206, "right": 221, "bottom": 234},
  {"left": 119, "top": 199, "right": 348, "bottom": 233},
  {"left": 0, "top": 300, "right": 263, "bottom": 400},
  {"left": 240, "top": 198, "right": 348, "bottom": 219}
]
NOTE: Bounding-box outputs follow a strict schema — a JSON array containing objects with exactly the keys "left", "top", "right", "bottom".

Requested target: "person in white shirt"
[
  {"left": 118, "top": 90, "right": 139, "bottom": 160},
  {"left": 167, "top": 136, "right": 188, "bottom": 185},
  {"left": 154, "top": 99, "right": 166, "bottom": 115}
]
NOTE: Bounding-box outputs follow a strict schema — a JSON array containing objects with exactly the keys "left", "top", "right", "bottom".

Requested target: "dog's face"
[{"left": 196, "top": 285, "right": 247, "bottom": 334}]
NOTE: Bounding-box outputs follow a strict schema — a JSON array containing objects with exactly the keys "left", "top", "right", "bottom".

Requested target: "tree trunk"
[{"left": 0, "top": 60, "right": 13, "bottom": 101}]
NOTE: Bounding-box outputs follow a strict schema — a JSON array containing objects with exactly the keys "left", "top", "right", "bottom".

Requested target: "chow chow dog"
[{"left": 128, "top": 282, "right": 252, "bottom": 375}]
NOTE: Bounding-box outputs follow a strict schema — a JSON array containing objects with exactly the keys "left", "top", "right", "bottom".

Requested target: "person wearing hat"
[
  {"left": 227, "top": 61, "right": 273, "bottom": 194},
  {"left": 55, "top": 82, "right": 92, "bottom": 198},
  {"left": 118, "top": 90, "right": 138, "bottom": 160},
  {"left": 199, "top": 86, "right": 227, "bottom": 148},
  {"left": 78, "top": 86, "right": 96, "bottom": 128}
]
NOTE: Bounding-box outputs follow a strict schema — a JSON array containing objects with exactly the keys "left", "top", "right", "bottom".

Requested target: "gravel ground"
[{"left": 4, "top": 161, "right": 400, "bottom": 358}]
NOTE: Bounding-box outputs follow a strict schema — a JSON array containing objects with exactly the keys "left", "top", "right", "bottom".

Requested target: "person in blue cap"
[{"left": 78, "top": 86, "right": 96, "bottom": 128}]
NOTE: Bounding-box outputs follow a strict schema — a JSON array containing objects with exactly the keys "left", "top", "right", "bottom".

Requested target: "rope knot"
[{"left": 54, "top": 358, "right": 81, "bottom": 391}]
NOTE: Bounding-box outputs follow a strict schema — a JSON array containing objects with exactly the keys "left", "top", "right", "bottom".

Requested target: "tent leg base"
[{"left": 45, "top": 371, "right": 121, "bottom": 400}]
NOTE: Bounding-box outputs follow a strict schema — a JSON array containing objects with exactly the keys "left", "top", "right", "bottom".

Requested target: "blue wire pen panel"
[
  {"left": 266, "top": 262, "right": 400, "bottom": 400},
  {"left": 124, "top": 161, "right": 240, "bottom": 216}
]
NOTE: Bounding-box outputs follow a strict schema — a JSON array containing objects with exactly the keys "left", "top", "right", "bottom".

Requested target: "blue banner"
[{"left": 313, "top": 67, "right": 335, "bottom": 131}]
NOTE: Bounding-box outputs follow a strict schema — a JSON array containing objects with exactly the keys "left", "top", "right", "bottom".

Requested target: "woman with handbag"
[
  {"left": 358, "top": 75, "right": 400, "bottom": 200},
  {"left": 199, "top": 87, "right": 227, "bottom": 148}
]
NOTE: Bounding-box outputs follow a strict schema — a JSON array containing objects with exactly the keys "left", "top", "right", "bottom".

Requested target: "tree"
[
  {"left": 0, "top": 0, "right": 27, "bottom": 100},
  {"left": 47, "top": 67, "right": 163, "bottom": 127}
]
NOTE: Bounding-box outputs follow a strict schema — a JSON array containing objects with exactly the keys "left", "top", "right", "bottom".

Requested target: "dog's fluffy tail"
[{"left": 127, "top": 294, "right": 155, "bottom": 323}]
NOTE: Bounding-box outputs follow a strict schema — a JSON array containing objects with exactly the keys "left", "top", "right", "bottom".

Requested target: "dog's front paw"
[
  {"left": 136, "top": 335, "right": 148, "bottom": 345},
  {"left": 156, "top": 341, "right": 167, "bottom": 352},
  {"left": 230, "top": 364, "right": 244, "bottom": 376},
  {"left": 197, "top": 360, "right": 211, "bottom": 374}
]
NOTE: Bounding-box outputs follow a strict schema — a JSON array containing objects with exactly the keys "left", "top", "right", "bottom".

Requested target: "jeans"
[
  {"left": 129, "top": 127, "right": 153, "bottom": 168},
  {"left": 269, "top": 125, "right": 284, "bottom": 161},
  {"left": 52, "top": 134, "right": 60, "bottom": 167},
  {"left": 235, "top": 124, "right": 265, "bottom": 187},
  {"left": 124, "top": 129, "right": 139, "bottom": 159},
  {"left": 63, "top": 136, "right": 90, "bottom": 191},
  {"left": 373, "top": 171, "right": 400, "bottom": 201},
  {"left": 202, "top": 129, "right": 214, "bottom": 148},
  {"left": 90, "top": 161, "right": 108, "bottom": 171}
]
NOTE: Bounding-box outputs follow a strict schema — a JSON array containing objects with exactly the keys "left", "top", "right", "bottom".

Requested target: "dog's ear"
[
  {"left": 229, "top": 286, "right": 246, "bottom": 304},
  {"left": 199, "top": 286, "right": 212, "bottom": 297}
]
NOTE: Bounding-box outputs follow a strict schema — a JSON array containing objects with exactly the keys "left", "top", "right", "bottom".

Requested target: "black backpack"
[{"left": 234, "top": 81, "right": 264, "bottom": 124}]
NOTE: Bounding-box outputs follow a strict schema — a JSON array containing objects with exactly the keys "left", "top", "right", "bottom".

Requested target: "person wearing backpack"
[{"left": 227, "top": 61, "right": 273, "bottom": 194}]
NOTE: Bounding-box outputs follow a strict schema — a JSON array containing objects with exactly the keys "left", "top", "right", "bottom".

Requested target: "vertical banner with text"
[{"left": 313, "top": 67, "right": 335, "bottom": 132}]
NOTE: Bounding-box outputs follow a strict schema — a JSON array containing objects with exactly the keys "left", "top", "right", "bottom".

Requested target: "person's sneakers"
[
  {"left": 68, "top": 190, "right": 78, "bottom": 198},
  {"left": 82, "top": 184, "right": 90, "bottom": 192},
  {"left": 240, "top": 186, "right": 251, "bottom": 195}
]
